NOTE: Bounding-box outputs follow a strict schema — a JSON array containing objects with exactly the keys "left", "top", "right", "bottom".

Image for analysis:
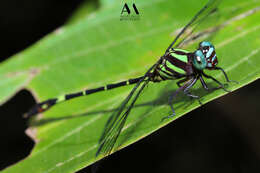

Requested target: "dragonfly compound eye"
[
  {"left": 193, "top": 50, "right": 207, "bottom": 70},
  {"left": 207, "top": 55, "right": 218, "bottom": 69},
  {"left": 199, "top": 41, "right": 213, "bottom": 48},
  {"left": 205, "top": 48, "right": 218, "bottom": 69}
]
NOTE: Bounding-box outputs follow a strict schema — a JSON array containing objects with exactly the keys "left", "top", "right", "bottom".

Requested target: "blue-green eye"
[
  {"left": 199, "top": 41, "right": 215, "bottom": 57},
  {"left": 193, "top": 50, "right": 207, "bottom": 70},
  {"left": 200, "top": 41, "right": 213, "bottom": 48},
  {"left": 199, "top": 41, "right": 218, "bottom": 69}
]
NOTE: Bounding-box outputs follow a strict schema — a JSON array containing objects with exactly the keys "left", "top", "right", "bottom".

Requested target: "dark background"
[{"left": 0, "top": 0, "right": 259, "bottom": 172}]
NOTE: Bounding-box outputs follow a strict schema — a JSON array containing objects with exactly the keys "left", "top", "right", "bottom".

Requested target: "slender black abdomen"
[{"left": 25, "top": 76, "right": 144, "bottom": 117}]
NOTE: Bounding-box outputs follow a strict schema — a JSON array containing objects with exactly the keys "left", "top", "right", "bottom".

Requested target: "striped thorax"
[{"left": 154, "top": 48, "right": 193, "bottom": 82}]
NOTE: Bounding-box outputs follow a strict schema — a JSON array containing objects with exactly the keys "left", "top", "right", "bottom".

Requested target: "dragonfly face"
[{"left": 199, "top": 41, "right": 218, "bottom": 69}]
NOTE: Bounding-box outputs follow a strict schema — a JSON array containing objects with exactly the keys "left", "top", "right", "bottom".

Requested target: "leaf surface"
[{"left": 2, "top": 0, "right": 260, "bottom": 172}]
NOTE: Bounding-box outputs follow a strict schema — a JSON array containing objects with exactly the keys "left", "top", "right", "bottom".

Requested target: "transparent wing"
[
  {"left": 96, "top": 62, "right": 159, "bottom": 157},
  {"left": 96, "top": 80, "right": 149, "bottom": 157},
  {"left": 165, "top": 0, "right": 221, "bottom": 52}
]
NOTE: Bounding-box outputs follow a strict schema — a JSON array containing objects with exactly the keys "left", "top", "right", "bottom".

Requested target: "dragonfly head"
[
  {"left": 192, "top": 50, "right": 207, "bottom": 71},
  {"left": 199, "top": 41, "right": 218, "bottom": 69}
]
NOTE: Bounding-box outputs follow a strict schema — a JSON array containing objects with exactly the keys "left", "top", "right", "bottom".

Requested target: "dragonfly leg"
[
  {"left": 215, "top": 67, "right": 238, "bottom": 84},
  {"left": 177, "top": 77, "right": 189, "bottom": 87},
  {"left": 185, "top": 91, "right": 202, "bottom": 105},
  {"left": 163, "top": 88, "right": 182, "bottom": 121},
  {"left": 202, "top": 72, "right": 230, "bottom": 92},
  {"left": 199, "top": 76, "right": 221, "bottom": 92},
  {"left": 162, "top": 77, "right": 197, "bottom": 121},
  {"left": 183, "top": 77, "right": 202, "bottom": 105}
]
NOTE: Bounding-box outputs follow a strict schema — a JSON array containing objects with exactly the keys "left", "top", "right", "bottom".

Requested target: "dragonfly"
[{"left": 26, "top": 0, "right": 234, "bottom": 157}]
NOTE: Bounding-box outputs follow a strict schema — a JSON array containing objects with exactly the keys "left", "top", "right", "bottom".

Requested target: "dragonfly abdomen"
[{"left": 25, "top": 76, "right": 144, "bottom": 117}]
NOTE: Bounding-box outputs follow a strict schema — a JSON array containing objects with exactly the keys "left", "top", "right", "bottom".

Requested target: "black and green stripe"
[
  {"left": 25, "top": 76, "right": 144, "bottom": 117},
  {"left": 157, "top": 48, "right": 191, "bottom": 81}
]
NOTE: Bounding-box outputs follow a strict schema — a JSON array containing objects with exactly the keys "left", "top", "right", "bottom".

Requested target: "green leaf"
[
  {"left": 99, "top": 0, "right": 117, "bottom": 7},
  {"left": 67, "top": 0, "right": 99, "bottom": 25},
  {"left": 2, "top": 0, "right": 260, "bottom": 172}
]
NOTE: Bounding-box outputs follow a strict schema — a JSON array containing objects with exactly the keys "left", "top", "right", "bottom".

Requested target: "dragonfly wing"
[
  {"left": 96, "top": 61, "right": 160, "bottom": 157},
  {"left": 165, "top": 0, "right": 221, "bottom": 52},
  {"left": 96, "top": 80, "right": 149, "bottom": 157}
]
